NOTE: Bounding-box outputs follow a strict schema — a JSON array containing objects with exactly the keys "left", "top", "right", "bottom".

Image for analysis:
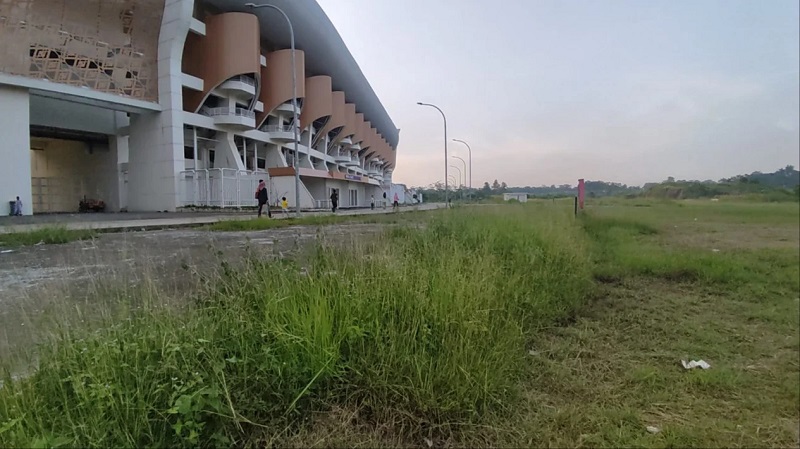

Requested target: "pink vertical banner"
[{"left": 578, "top": 179, "right": 585, "bottom": 210}]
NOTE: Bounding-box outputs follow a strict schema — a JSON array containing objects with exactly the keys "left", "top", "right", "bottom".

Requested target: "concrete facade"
[
  {"left": 0, "top": 86, "right": 32, "bottom": 216},
  {"left": 0, "top": 0, "right": 398, "bottom": 215}
]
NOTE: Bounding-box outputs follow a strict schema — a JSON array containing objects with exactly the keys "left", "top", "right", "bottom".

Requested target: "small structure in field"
[{"left": 503, "top": 193, "right": 528, "bottom": 203}]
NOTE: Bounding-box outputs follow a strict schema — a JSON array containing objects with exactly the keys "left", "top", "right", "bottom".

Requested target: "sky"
[{"left": 316, "top": 0, "right": 800, "bottom": 188}]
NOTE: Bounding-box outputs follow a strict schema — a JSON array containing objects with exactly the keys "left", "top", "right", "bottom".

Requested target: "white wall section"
[{"left": 0, "top": 86, "right": 32, "bottom": 216}]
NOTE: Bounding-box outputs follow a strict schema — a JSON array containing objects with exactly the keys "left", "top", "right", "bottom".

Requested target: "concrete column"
[
  {"left": 127, "top": 0, "right": 193, "bottom": 212},
  {"left": 0, "top": 86, "right": 32, "bottom": 215}
]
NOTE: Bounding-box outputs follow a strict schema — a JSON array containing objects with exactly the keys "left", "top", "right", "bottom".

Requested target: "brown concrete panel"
[
  {"left": 182, "top": 12, "right": 261, "bottom": 112},
  {"left": 338, "top": 103, "right": 358, "bottom": 142},
  {"left": 319, "top": 91, "right": 346, "bottom": 137},
  {"left": 257, "top": 49, "right": 306, "bottom": 127},
  {"left": 360, "top": 120, "right": 372, "bottom": 150},
  {"left": 267, "top": 167, "right": 295, "bottom": 177},
  {"left": 352, "top": 113, "right": 365, "bottom": 145},
  {"left": 299, "top": 76, "right": 333, "bottom": 130}
]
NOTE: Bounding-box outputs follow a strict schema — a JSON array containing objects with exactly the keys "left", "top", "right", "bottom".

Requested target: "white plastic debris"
[
  {"left": 0, "top": 250, "right": 13, "bottom": 254},
  {"left": 646, "top": 426, "right": 661, "bottom": 434},
  {"left": 711, "top": 249, "right": 720, "bottom": 253},
  {"left": 424, "top": 438, "right": 433, "bottom": 448},
  {"left": 681, "top": 359, "right": 711, "bottom": 370}
]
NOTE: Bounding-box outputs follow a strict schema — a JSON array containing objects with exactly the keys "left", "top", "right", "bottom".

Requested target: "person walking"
[
  {"left": 393, "top": 192, "right": 400, "bottom": 211},
  {"left": 370, "top": 195, "right": 375, "bottom": 210},
  {"left": 330, "top": 190, "right": 339, "bottom": 213},
  {"left": 255, "top": 180, "right": 270, "bottom": 218},
  {"left": 280, "top": 197, "right": 289, "bottom": 217}
]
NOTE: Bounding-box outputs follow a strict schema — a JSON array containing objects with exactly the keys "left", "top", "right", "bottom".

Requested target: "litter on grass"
[
  {"left": 646, "top": 426, "right": 661, "bottom": 434},
  {"left": 681, "top": 359, "right": 711, "bottom": 370}
]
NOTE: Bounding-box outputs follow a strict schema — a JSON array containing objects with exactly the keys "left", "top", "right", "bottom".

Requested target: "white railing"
[
  {"left": 262, "top": 124, "right": 298, "bottom": 133},
  {"left": 201, "top": 107, "right": 255, "bottom": 119},
  {"left": 179, "top": 168, "right": 263, "bottom": 208},
  {"left": 316, "top": 199, "right": 332, "bottom": 209},
  {"left": 227, "top": 75, "right": 256, "bottom": 87}
]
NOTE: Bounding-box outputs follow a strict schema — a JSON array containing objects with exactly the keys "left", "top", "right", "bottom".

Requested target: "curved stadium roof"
[{"left": 204, "top": 0, "right": 399, "bottom": 149}]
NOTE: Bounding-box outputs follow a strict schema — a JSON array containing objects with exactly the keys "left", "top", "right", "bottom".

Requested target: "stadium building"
[{"left": 0, "top": 0, "right": 398, "bottom": 215}]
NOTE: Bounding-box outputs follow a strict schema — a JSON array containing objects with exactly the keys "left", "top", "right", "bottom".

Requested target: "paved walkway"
[{"left": 0, "top": 203, "right": 446, "bottom": 234}]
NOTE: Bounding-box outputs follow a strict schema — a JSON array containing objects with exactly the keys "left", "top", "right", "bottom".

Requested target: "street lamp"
[
  {"left": 451, "top": 156, "right": 466, "bottom": 184},
  {"left": 449, "top": 165, "right": 462, "bottom": 189},
  {"left": 416, "top": 102, "right": 448, "bottom": 206},
  {"left": 452, "top": 139, "right": 472, "bottom": 190},
  {"left": 452, "top": 156, "right": 467, "bottom": 199},
  {"left": 246, "top": 2, "right": 301, "bottom": 217}
]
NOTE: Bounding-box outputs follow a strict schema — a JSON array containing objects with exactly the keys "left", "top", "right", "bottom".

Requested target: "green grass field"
[
  {"left": 0, "top": 226, "right": 97, "bottom": 248},
  {"left": 0, "top": 199, "right": 797, "bottom": 448}
]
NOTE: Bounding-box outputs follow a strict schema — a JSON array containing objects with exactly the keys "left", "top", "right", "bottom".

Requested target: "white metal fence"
[{"left": 178, "top": 168, "right": 263, "bottom": 208}]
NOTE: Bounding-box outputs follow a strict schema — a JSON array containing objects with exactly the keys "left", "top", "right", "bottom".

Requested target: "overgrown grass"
[
  {"left": 0, "top": 206, "right": 592, "bottom": 447},
  {"left": 0, "top": 226, "right": 97, "bottom": 248},
  {"left": 2, "top": 200, "right": 797, "bottom": 447},
  {"left": 498, "top": 199, "right": 799, "bottom": 448}
]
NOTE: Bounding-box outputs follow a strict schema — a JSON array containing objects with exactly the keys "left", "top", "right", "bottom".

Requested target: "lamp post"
[
  {"left": 451, "top": 156, "right": 466, "bottom": 184},
  {"left": 448, "top": 176, "right": 458, "bottom": 190},
  {"left": 416, "top": 102, "right": 448, "bottom": 206},
  {"left": 452, "top": 156, "right": 467, "bottom": 199},
  {"left": 245, "top": 2, "right": 300, "bottom": 217},
  {"left": 449, "top": 165, "right": 462, "bottom": 189},
  {"left": 452, "top": 139, "right": 472, "bottom": 190}
]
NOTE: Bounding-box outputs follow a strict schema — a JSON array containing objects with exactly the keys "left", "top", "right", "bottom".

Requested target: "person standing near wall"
[
  {"left": 14, "top": 196, "right": 23, "bottom": 216},
  {"left": 255, "top": 180, "right": 270, "bottom": 218},
  {"left": 393, "top": 192, "right": 399, "bottom": 211},
  {"left": 371, "top": 195, "right": 375, "bottom": 210},
  {"left": 382, "top": 191, "right": 387, "bottom": 209},
  {"left": 330, "top": 190, "right": 339, "bottom": 213}
]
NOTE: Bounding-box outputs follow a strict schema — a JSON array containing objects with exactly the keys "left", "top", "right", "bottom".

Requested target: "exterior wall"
[
  {"left": 30, "top": 138, "right": 118, "bottom": 213},
  {"left": 269, "top": 176, "right": 314, "bottom": 209},
  {"left": 127, "top": 0, "right": 193, "bottom": 212},
  {"left": 1, "top": 0, "right": 399, "bottom": 214},
  {"left": 319, "top": 91, "right": 346, "bottom": 136},
  {"left": 304, "top": 177, "right": 327, "bottom": 203},
  {"left": 257, "top": 49, "right": 305, "bottom": 123},
  {"left": 389, "top": 184, "right": 406, "bottom": 204},
  {"left": 0, "top": 0, "right": 165, "bottom": 102},
  {"left": 0, "top": 86, "right": 32, "bottom": 215},
  {"left": 299, "top": 76, "right": 333, "bottom": 130},
  {"left": 182, "top": 12, "right": 261, "bottom": 112},
  {"left": 30, "top": 96, "right": 121, "bottom": 135}
]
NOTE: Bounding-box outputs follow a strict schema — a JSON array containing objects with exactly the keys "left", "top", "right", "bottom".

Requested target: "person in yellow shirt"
[{"left": 280, "top": 197, "right": 289, "bottom": 217}]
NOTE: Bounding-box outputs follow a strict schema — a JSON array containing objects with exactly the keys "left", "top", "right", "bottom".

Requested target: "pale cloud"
[{"left": 318, "top": 0, "right": 799, "bottom": 187}]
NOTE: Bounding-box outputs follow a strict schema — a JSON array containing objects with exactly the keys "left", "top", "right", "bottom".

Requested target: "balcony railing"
[
  {"left": 227, "top": 75, "right": 256, "bottom": 87},
  {"left": 201, "top": 107, "right": 255, "bottom": 119},
  {"left": 262, "top": 124, "right": 298, "bottom": 133}
]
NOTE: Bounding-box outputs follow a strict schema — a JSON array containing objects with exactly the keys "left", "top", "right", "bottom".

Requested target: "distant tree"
[
  {"left": 667, "top": 176, "right": 675, "bottom": 183},
  {"left": 482, "top": 182, "right": 491, "bottom": 193},
  {"left": 491, "top": 179, "right": 501, "bottom": 191},
  {"left": 500, "top": 182, "right": 508, "bottom": 192}
]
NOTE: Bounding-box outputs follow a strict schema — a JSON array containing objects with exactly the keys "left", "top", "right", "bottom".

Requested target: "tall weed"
[{"left": 0, "top": 206, "right": 592, "bottom": 447}]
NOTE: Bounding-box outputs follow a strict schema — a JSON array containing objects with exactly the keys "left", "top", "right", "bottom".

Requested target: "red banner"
[{"left": 578, "top": 179, "right": 585, "bottom": 209}]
